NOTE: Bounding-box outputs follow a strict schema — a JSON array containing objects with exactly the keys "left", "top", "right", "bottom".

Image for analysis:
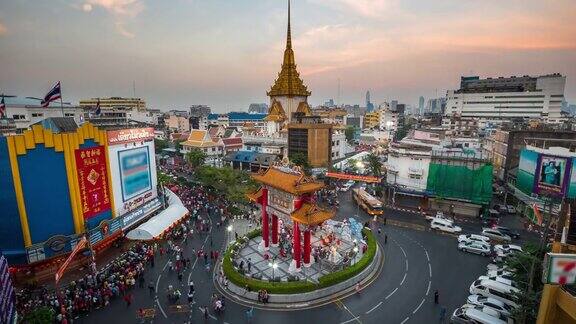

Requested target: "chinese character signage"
[{"left": 75, "top": 146, "right": 111, "bottom": 219}]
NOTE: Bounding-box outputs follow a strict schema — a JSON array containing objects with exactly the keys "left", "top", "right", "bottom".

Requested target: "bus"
[{"left": 352, "top": 188, "right": 384, "bottom": 216}]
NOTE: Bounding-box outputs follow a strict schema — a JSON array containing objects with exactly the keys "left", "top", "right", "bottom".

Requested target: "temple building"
[{"left": 265, "top": 1, "right": 313, "bottom": 134}]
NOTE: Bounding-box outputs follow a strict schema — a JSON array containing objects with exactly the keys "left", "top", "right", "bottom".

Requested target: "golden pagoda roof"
[
  {"left": 252, "top": 167, "right": 324, "bottom": 195},
  {"left": 291, "top": 202, "right": 334, "bottom": 225},
  {"left": 264, "top": 100, "right": 287, "bottom": 122},
  {"left": 296, "top": 102, "right": 312, "bottom": 116},
  {"left": 267, "top": 1, "right": 311, "bottom": 98}
]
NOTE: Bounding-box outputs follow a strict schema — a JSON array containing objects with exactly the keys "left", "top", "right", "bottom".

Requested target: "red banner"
[
  {"left": 75, "top": 146, "right": 111, "bottom": 219},
  {"left": 325, "top": 172, "right": 381, "bottom": 183},
  {"left": 107, "top": 127, "right": 155, "bottom": 146},
  {"left": 55, "top": 236, "right": 87, "bottom": 284}
]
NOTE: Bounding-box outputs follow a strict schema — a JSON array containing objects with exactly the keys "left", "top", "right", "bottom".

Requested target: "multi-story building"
[
  {"left": 189, "top": 105, "right": 211, "bottom": 117},
  {"left": 165, "top": 114, "right": 190, "bottom": 133},
  {"left": 364, "top": 109, "right": 381, "bottom": 129},
  {"left": 288, "top": 116, "right": 333, "bottom": 167},
  {"left": 248, "top": 103, "right": 268, "bottom": 114},
  {"left": 386, "top": 142, "right": 432, "bottom": 195},
  {"left": 2, "top": 97, "right": 84, "bottom": 133},
  {"left": 180, "top": 130, "right": 224, "bottom": 165},
  {"left": 418, "top": 96, "right": 425, "bottom": 115},
  {"left": 445, "top": 74, "right": 566, "bottom": 126},
  {"left": 483, "top": 128, "right": 576, "bottom": 181},
  {"left": 207, "top": 112, "right": 268, "bottom": 133},
  {"left": 0, "top": 118, "right": 17, "bottom": 136},
  {"left": 312, "top": 107, "right": 347, "bottom": 124},
  {"left": 79, "top": 97, "right": 146, "bottom": 111}
]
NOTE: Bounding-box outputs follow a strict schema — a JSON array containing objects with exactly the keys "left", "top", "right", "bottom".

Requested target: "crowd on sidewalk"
[{"left": 15, "top": 170, "right": 241, "bottom": 323}]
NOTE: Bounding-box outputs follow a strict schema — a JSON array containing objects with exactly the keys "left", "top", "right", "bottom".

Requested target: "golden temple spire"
[
  {"left": 267, "top": 0, "right": 311, "bottom": 97},
  {"left": 287, "top": 0, "right": 292, "bottom": 50}
]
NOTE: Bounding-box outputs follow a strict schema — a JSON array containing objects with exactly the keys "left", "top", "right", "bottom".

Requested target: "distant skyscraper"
[
  {"left": 324, "top": 99, "right": 335, "bottom": 107},
  {"left": 390, "top": 100, "right": 398, "bottom": 112},
  {"left": 418, "top": 96, "right": 425, "bottom": 115},
  {"left": 248, "top": 103, "right": 268, "bottom": 114},
  {"left": 365, "top": 91, "right": 374, "bottom": 112}
]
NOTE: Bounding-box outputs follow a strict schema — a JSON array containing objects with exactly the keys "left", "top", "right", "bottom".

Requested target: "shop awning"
[{"left": 126, "top": 204, "right": 189, "bottom": 241}]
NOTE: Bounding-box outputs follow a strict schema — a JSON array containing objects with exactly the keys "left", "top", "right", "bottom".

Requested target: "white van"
[
  {"left": 469, "top": 279, "right": 519, "bottom": 308},
  {"left": 451, "top": 307, "right": 508, "bottom": 324},
  {"left": 430, "top": 217, "right": 462, "bottom": 233},
  {"left": 478, "top": 275, "right": 517, "bottom": 289}
]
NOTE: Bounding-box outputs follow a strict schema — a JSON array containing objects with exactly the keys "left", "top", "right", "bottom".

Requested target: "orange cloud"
[{"left": 0, "top": 22, "right": 7, "bottom": 36}]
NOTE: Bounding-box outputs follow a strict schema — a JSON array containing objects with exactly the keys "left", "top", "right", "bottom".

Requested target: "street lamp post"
[
  {"left": 352, "top": 246, "right": 359, "bottom": 265},
  {"left": 227, "top": 225, "right": 233, "bottom": 245},
  {"left": 268, "top": 261, "right": 278, "bottom": 281}
]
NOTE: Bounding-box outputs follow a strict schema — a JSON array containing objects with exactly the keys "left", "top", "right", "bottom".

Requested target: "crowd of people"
[
  {"left": 16, "top": 242, "right": 155, "bottom": 323},
  {"left": 15, "top": 165, "right": 242, "bottom": 323}
]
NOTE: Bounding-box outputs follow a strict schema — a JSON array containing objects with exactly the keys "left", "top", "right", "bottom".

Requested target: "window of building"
[
  {"left": 31, "top": 113, "right": 44, "bottom": 117},
  {"left": 409, "top": 174, "right": 421, "bottom": 180},
  {"left": 64, "top": 113, "right": 75, "bottom": 117}
]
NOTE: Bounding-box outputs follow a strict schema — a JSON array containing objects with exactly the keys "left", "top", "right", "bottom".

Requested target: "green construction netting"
[{"left": 426, "top": 163, "right": 493, "bottom": 205}]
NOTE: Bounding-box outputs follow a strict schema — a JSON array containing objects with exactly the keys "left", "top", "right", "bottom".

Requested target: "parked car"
[
  {"left": 506, "top": 205, "right": 517, "bottom": 214},
  {"left": 492, "top": 226, "right": 520, "bottom": 239},
  {"left": 467, "top": 294, "right": 514, "bottom": 316},
  {"left": 430, "top": 218, "right": 462, "bottom": 233},
  {"left": 487, "top": 269, "right": 515, "bottom": 279},
  {"left": 451, "top": 307, "right": 508, "bottom": 324},
  {"left": 482, "top": 228, "right": 512, "bottom": 242},
  {"left": 494, "top": 244, "right": 522, "bottom": 254},
  {"left": 459, "top": 241, "right": 491, "bottom": 256},
  {"left": 487, "top": 263, "right": 510, "bottom": 272},
  {"left": 478, "top": 275, "right": 518, "bottom": 289},
  {"left": 493, "top": 204, "right": 505, "bottom": 212},
  {"left": 461, "top": 304, "right": 515, "bottom": 323},
  {"left": 458, "top": 234, "right": 491, "bottom": 245},
  {"left": 469, "top": 279, "right": 520, "bottom": 308}
]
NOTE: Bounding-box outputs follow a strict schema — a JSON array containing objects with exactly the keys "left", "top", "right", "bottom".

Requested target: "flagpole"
[{"left": 59, "top": 81, "right": 64, "bottom": 117}]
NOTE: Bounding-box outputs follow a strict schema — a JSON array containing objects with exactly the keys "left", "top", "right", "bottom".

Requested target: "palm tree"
[
  {"left": 365, "top": 153, "right": 382, "bottom": 176},
  {"left": 346, "top": 158, "right": 358, "bottom": 173},
  {"left": 185, "top": 148, "right": 207, "bottom": 168}
]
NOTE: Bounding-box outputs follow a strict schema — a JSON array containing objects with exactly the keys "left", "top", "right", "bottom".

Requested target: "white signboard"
[{"left": 544, "top": 253, "right": 576, "bottom": 285}]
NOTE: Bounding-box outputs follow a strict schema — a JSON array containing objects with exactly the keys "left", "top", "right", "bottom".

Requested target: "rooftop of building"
[
  {"left": 207, "top": 112, "right": 267, "bottom": 121},
  {"left": 251, "top": 166, "right": 324, "bottom": 195},
  {"left": 1, "top": 96, "right": 76, "bottom": 108}
]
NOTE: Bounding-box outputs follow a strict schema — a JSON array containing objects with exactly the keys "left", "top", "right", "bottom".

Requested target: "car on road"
[
  {"left": 467, "top": 295, "right": 514, "bottom": 316},
  {"left": 430, "top": 217, "right": 462, "bottom": 233},
  {"left": 482, "top": 228, "right": 512, "bottom": 242},
  {"left": 494, "top": 244, "right": 522, "bottom": 254},
  {"left": 459, "top": 241, "right": 491, "bottom": 256},
  {"left": 506, "top": 205, "right": 517, "bottom": 214},
  {"left": 492, "top": 226, "right": 520, "bottom": 239},
  {"left": 451, "top": 307, "right": 509, "bottom": 324},
  {"left": 339, "top": 180, "right": 355, "bottom": 192},
  {"left": 458, "top": 234, "right": 491, "bottom": 245}
]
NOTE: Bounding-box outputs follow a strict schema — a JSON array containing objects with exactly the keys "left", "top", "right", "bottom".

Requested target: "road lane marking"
[
  {"left": 426, "top": 281, "right": 431, "bottom": 295},
  {"left": 156, "top": 298, "right": 168, "bottom": 318},
  {"left": 425, "top": 250, "right": 430, "bottom": 261},
  {"left": 366, "top": 301, "right": 383, "bottom": 314},
  {"left": 405, "top": 259, "right": 409, "bottom": 271},
  {"left": 400, "top": 273, "right": 407, "bottom": 286},
  {"left": 337, "top": 299, "right": 362, "bottom": 324},
  {"left": 399, "top": 246, "right": 407, "bottom": 258},
  {"left": 385, "top": 287, "right": 398, "bottom": 299},
  {"left": 428, "top": 263, "right": 432, "bottom": 278},
  {"left": 155, "top": 274, "right": 161, "bottom": 293},
  {"left": 412, "top": 298, "right": 426, "bottom": 314},
  {"left": 340, "top": 317, "right": 361, "bottom": 324},
  {"left": 400, "top": 317, "right": 409, "bottom": 324}
]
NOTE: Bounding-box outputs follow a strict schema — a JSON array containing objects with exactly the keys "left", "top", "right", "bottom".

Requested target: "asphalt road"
[{"left": 80, "top": 189, "right": 498, "bottom": 324}]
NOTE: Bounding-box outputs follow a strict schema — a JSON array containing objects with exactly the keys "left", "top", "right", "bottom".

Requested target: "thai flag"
[
  {"left": 95, "top": 98, "right": 101, "bottom": 115},
  {"left": 0, "top": 97, "right": 5, "bottom": 118},
  {"left": 41, "top": 81, "right": 61, "bottom": 108}
]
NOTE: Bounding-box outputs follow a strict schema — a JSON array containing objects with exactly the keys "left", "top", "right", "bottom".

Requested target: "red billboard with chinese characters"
[{"left": 75, "top": 146, "right": 111, "bottom": 219}]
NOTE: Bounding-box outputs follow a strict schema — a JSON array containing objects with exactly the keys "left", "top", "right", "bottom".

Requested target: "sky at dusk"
[{"left": 0, "top": 0, "right": 575, "bottom": 112}]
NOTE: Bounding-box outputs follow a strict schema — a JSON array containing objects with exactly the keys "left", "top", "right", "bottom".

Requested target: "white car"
[
  {"left": 494, "top": 244, "right": 522, "bottom": 254},
  {"left": 487, "top": 263, "right": 509, "bottom": 272},
  {"left": 487, "top": 269, "right": 514, "bottom": 279},
  {"left": 458, "top": 234, "right": 491, "bottom": 245},
  {"left": 506, "top": 205, "right": 517, "bottom": 214},
  {"left": 479, "top": 275, "right": 517, "bottom": 288},
  {"left": 458, "top": 241, "right": 491, "bottom": 256},
  {"left": 461, "top": 304, "right": 514, "bottom": 323},
  {"left": 431, "top": 218, "right": 462, "bottom": 233},
  {"left": 339, "top": 180, "right": 355, "bottom": 192},
  {"left": 467, "top": 295, "right": 514, "bottom": 316},
  {"left": 482, "top": 228, "right": 512, "bottom": 242}
]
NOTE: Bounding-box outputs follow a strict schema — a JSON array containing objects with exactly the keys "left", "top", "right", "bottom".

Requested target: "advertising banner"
[
  {"left": 517, "top": 149, "right": 538, "bottom": 195},
  {"left": 107, "top": 127, "right": 154, "bottom": 146},
  {"left": 543, "top": 253, "right": 576, "bottom": 285},
  {"left": 75, "top": 146, "right": 111, "bottom": 219},
  {"left": 55, "top": 236, "right": 87, "bottom": 284},
  {"left": 118, "top": 146, "right": 152, "bottom": 202},
  {"left": 535, "top": 155, "right": 570, "bottom": 197},
  {"left": 569, "top": 159, "right": 576, "bottom": 199}
]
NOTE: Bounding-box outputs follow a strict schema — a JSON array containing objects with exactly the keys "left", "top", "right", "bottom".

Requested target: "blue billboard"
[{"left": 118, "top": 146, "right": 152, "bottom": 202}]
